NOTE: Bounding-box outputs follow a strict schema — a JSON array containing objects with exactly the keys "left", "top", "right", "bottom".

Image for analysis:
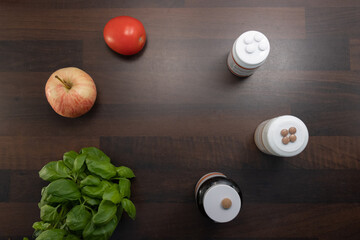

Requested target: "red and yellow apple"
[{"left": 45, "top": 67, "right": 97, "bottom": 118}]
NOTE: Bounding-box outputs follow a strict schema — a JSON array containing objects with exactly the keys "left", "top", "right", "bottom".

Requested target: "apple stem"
[{"left": 55, "top": 75, "right": 72, "bottom": 90}]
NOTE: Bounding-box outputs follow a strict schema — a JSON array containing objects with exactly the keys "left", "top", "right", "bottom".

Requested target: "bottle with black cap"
[{"left": 195, "top": 172, "right": 243, "bottom": 223}]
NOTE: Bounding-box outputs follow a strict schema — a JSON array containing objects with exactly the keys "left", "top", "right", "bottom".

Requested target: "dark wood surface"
[{"left": 0, "top": 1, "right": 360, "bottom": 239}]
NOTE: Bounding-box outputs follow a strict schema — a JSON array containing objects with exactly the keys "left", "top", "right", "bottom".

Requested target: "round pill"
[
  {"left": 245, "top": 45, "right": 256, "bottom": 53},
  {"left": 244, "top": 36, "right": 253, "bottom": 44},
  {"left": 290, "top": 134, "right": 297, "bottom": 142},
  {"left": 221, "top": 198, "right": 232, "bottom": 209},
  {"left": 282, "top": 137, "right": 290, "bottom": 145},
  {"left": 289, "top": 127, "right": 297, "bottom": 134},
  {"left": 281, "top": 129, "right": 289, "bottom": 137},
  {"left": 254, "top": 33, "right": 263, "bottom": 42},
  {"left": 258, "top": 42, "right": 268, "bottom": 51}
]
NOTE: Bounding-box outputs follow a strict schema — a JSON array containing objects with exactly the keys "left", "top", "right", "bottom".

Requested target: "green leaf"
[
  {"left": 121, "top": 198, "right": 136, "bottom": 220},
  {"left": 80, "top": 175, "right": 101, "bottom": 187},
  {"left": 40, "top": 205, "right": 59, "bottom": 222},
  {"left": 80, "top": 147, "right": 110, "bottom": 162},
  {"left": 32, "top": 221, "right": 50, "bottom": 231},
  {"left": 86, "top": 156, "right": 117, "bottom": 180},
  {"left": 81, "top": 181, "right": 110, "bottom": 199},
  {"left": 66, "top": 205, "right": 92, "bottom": 231},
  {"left": 73, "top": 153, "right": 87, "bottom": 173},
  {"left": 116, "top": 206, "right": 123, "bottom": 224},
  {"left": 83, "top": 195, "right": 101, "bottom": 206},
  {"left": 39, "top": 160, "right": 70, "bottom": 182},
  {"left": 63, "top": 151, "right": 79, "bottom": 169},
  {"left": 116, "top": 166, "right": 135, "bottom": 178},
  {"left": 93, "top": 200, "right": 117, "bottom": 226},
  {"left": 36, "top": 229, "right": 67, "bottom": 240},
  {"left": 64, "top": 234, "right": 81, "bottom": 240},
  {"left": 23, "top": 238, "right": 30, "bottom": 240},
  {"left": 103, "top": 184, "right": 122, "bottom": 204},
  {"left": 46, "top": 179, "right": 81, "bottom": 202},
  {"left": 118, "top": 178, "right": 131, "bottom": 198},
  {"left": 87, "top": 216, "right": 118, "bottom": 240},
  {"left": 82, "top": 220, "right": 96, "bottom": 239}
]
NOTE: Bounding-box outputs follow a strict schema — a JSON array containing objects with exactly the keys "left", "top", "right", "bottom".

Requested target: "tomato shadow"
[{"left": 104, "top": 37, "right": 148, "bottom": 62}]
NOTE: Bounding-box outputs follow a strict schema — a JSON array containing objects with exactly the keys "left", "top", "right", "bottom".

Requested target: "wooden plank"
[
  {"left": 306, "top": 7, "right": 360, "bottom": 37},
  {"left": 0, "top": 203, "right": 38, "bottom": 238},
  {"left": 0, "top": 8, "right": 305, "bottom": 40},
  {"left": 262, "top": 38, "right": 350, "bottom": 71},
  {"left": 0, "top": 102, "right": 290, "bottom": 137},
  {"left": 0, "top": 0, "right": 184, "bottom": 9},
  {"left": 350, "top": 38, "right": 360, "bottom": 70},
  {"left": 0, "top": 137, "right": 99, "bottom": 170},
  {"left": 1, "top": 202, "right": 359, "bottom": 239},
  {"left": 9, "top": 168, "right": 360, "bottom": 203},
  {"left": 0, "top": 41, "right": 82, "bottom": 72},
  {"left": 0, "top": 170, "right": 10, "bottom": 202},
  {"left": 83, "top": 37, "right": 349, "bottom": 73},
  {"left": 1, "top": 70, "right": 357, "bottom": 106},
  {"left": 186, "top": 0, "right": 360, "bottom": 8},
  {"left": 100, "top": 136, "right": 360, "bottom": 171},
  {"left": 98, "top": 203, "right": 360, "bottom": 239},
  {"left": 291, "top": 100, "right": 360, "bottom": 136}
]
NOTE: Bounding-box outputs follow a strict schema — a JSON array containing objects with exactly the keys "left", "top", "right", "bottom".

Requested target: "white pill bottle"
[
  {"left": 227, "top": 30, "right": 270, "bottom": 77},
  {"left": 254, "top": 115, "right": 309, "bottom": 157}
]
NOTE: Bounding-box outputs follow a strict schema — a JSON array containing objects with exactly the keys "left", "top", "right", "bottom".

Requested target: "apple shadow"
[{"left": 104, "top": 36, "right": 148, "bottom": 62}]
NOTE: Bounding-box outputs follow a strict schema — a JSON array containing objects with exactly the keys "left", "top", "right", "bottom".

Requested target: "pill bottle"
[
  {"left": 227, "top": 30, "right": 270, "bottom": 77},
  {"left": 195, "top": 172, "right": 242, "bottom": 223},
  {"left": 254, "top": 115, "right": 309, "bottom": 157}
]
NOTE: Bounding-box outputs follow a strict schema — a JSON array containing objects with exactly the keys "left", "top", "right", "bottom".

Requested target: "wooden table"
[{"left": 1, "top": 1, "right": 359, "bottom": 239}]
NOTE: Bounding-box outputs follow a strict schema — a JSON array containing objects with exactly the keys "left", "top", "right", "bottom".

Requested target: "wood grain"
[
  {"left": 0, "top": 137, "right": 99, "bottom": 169},
  {"left": 0, "top": 41, "right": 82, "bottom": 72},
  {"left": 306, "top": 7, "right": 360, "bottom": 37},
  {"left": 350, "top": 38, "right": 360, "bottom": 70},
  {"left": 186, "top": 0, "right": 360, "bottom": 8},
  {"left": 0, "top": 0, "right": 359, "bottom": 239},
  {"left": 0, "top": 8, "right": 305, "bottom": 40},
  {"left": 8, "top": 168, "right": 360, "bottom": 204}
]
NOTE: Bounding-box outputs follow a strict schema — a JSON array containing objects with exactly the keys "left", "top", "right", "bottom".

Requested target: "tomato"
[{"left": 103, "top": 16, "right": 146, "bottom": 56}]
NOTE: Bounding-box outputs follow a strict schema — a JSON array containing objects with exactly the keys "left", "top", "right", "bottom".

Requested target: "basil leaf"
[
  {"left": 116, "top": 206, "right": 123, "bottom": 224},
  {"left": 93, "top": 200, "right": 117, "bottom": 226},
  {"left": 64, "top": 234, "right": 81, "bottom": 240},
  {"left": 40, "top": 205, "right": 59, "bottom": 222},
  {"left": 83, "top": 195, "right": 101, "bottom": 206},
  {"left": 121, "top": 198, "right": 136, "bottom": 220},
  {"left": 63, "top": 151, "right": 79, "bottom": 169},
  {"left": 116, "top": 166, "right": 135, "bottom": 179},
  {"left": 103, "top": 184, "right": 122, "bottom": 204},
  {"left": 80, "top": 147, "right": 110, "bottom": 162},
  {"left": 81, "top": 181, "right": 110, "bottom": 199},
  {"left": 39, "top": 160, "right": 70, "bottom": 182},
  {"left": 73, "top": 153, "right": 87, "bottom": 173},
  {"left": 118, "top": 178, "right": 131, "bottom": 198},
  {"left": 66, "top": 205, "right": 92, "bottom": 231},
  {"left": 86, "top": 156, "right": 116, "bottom": 180},
  {"left": 46, "top": 179, "right": 81, "bottom": 201},
  {"left": 82, "top": 220, "right": 96, "bottom": 239},
  {"left": 32, "top": 221, "right": 50, "bottom": 231},
  {"left": 88, "top": 216, "right": 118, "bottom": 240},
  {"left": 36, "top": 229, "right": 67, "bottom": 240},
  {"left": 80, "top": 175, "right": 101, "bottom": 187}
]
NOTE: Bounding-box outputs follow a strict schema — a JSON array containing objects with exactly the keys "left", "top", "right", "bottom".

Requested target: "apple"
[{"left": 45, "top": 67, "right": 97, "bottom": 118}]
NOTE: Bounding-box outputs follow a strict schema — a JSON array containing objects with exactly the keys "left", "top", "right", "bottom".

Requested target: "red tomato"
[{"left": 103, "top": 16, "right": 146, "bottom": 55}]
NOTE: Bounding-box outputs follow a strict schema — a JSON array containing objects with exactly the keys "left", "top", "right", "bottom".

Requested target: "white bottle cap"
[
  {"left": 264, "top": 115, "right": 309, "bottom": 157},
  {"left": 203, "top": 184, "right": 241, "bottom": 223},
  {"left": 233, "top": 30, "right": 270, "bottom": 69}
]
